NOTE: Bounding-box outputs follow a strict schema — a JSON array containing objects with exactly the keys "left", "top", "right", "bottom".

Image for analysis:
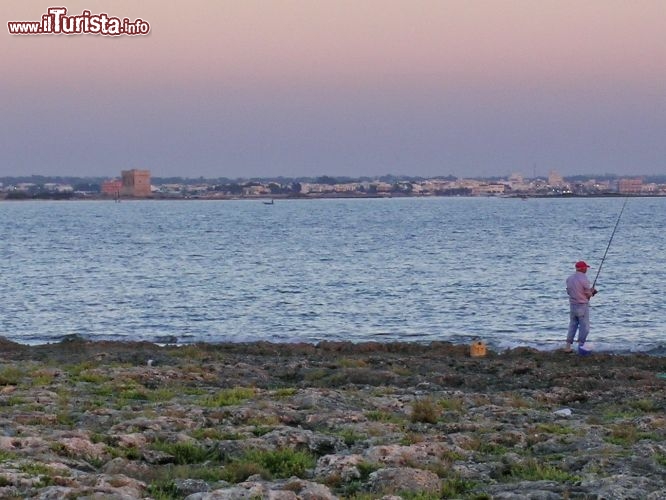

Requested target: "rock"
[
  {"left": 100, "top": 457, "right": 152, "bottom": 477},
  {"left": 315, "top": 454, "right": 365, "bottom": 482},
  {"left": 578, "top": 474, "right": 665, "bottom": 499},
  {"left": 59, "top": 436, "right": 107, "bottom": 460},
  {"left": 486, "top": 481, "right": 565, "bottom": 499},
  {"left": 116, "top": 432, "right": 148, "bottom": 449},
  {"left": 363, "top": 442, "right": 453, "bottom": 468},
  {"left": 553, "top": 408, "right": 572, "bottom": 417},
  {"left": 175, "top": 478, "right": 212, "bottom": 496},
  {"left": 92, "top": 473, "right": 147, "bottom": 497},
  {"left": 260, "top": 427, "right": 343, "bottom": 456},
  {"left": 368, "top": 467, "right": 441, "bottom": 495}
]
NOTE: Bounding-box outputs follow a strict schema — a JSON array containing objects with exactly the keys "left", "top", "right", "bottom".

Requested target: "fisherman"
[{"left": 565, "top": 261, "right": 597, "bottom": 354}]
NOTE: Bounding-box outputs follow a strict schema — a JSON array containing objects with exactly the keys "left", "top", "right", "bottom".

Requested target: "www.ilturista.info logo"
[{"left": 7, "top": 7, "right": 150, "bottom": 36}]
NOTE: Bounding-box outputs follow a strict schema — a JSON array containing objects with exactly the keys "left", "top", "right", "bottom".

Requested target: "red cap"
[{"left": 575, "top": 261, "right": 591, "bottom": 269}]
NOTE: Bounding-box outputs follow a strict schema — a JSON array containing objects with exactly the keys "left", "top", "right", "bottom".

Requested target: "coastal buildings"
[
  {"left": 548, "top": 170, "right": 564, "bottom": 187},
  {"left": 101, "top": 179, "right": 122, "bottom": 197},
  {"left": 121, "top": 169, "right": 151, "bottom": 197},
  {"left": 3, "top": 171, "right": 666, "bottom": 200},
  {"left": 101, "top": 169, "right": 152, "bottom": 198},
  {"left": 618, "top": 178, "right": 643, "bottom": 194},
  {"left": 471, "top": 183, "right": 506, "bottom": 196}
]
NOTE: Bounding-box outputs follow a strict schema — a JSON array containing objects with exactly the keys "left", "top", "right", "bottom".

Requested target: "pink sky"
[{"left": 2, "top": 0, "right": 666, "bottom": 178}]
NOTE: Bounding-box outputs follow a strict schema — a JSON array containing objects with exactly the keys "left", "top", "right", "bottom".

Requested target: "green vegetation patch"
[
  {"left": 655, "top": 452, "right": 666, "bottom": 467},
  {"left": 440, "top": 474, "right": 478, "bottom": 498},
  {"left": 152, "top": 440, "right": 221, "bottom": 465},
  {"left": 411, "top": 398, "right": 440, "bottom": 424},
  {"left": 222, "top": 448, "right": 316, "bottom": 483},
  {"left": 365, "top": 409, "right": 404, "bottom": 423},
  {"left": 201, "top": 386, "right": 257, "bottom": 407},
  {"left": 629, "top": 398, "right": 660, "bottom": 412},
  {"left": 438, "top": 397, "right": 465, "bottom": 412},
  {"left": 337, "top": 428, "right": 366, "bottom": 446},
  {"left": 500, "top": 458, "right": 578, "bottom": 482},
  {"left": 147, "top": 464, "right": 229, "bottom": 499},
  {"left": 0, "top": 365, "right": 24, "bottom": 385},
  {"left": 532, "top": 423, "right": 575, "bottom": 435},
  {"left": 272, "top": 387, "right": 297, "bottom": 399},
  {"left": 605, "top": 424, "right": 658, "bottom": 447}
]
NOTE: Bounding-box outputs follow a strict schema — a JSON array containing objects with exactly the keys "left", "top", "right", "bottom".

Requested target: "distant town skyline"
[
  {"left": 4, "top": 168, "right": 666, "bottom": 200},
  {"left": 2, "top": 1, "right": 666, "bottom": 179}
]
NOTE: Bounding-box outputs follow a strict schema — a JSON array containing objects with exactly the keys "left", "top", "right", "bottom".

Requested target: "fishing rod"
[{"left": 592, "top": 197, "right": 629, "bottom": 289}]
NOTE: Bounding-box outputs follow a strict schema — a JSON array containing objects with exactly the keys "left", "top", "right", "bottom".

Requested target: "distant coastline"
[
  {"left": 0, "top": 191, "right": 663, "bottom": 202},
  {"left": 3, "top": 172, "right": 666, "bottom": 200}
]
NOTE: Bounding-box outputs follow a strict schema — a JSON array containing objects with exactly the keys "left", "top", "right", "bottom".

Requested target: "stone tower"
[{"left": 121, "top": 169, "right": 151, "bottom": 197}]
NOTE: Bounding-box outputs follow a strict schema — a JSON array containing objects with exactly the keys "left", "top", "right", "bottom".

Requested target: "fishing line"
[{"left": 592, "top": 197, "right": 629, "bottom": 289}]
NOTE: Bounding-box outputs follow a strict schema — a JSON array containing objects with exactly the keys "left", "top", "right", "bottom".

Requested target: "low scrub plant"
[
  {"left": 365, "top": 409, "right": 402, "bottom": 423},
  {"left": 438, "top": 397, "right": 465, "bottom": 412},
  {"left": 439, "top": 449, "right": 465, "bottom": 465},
  {"left": 440, "top": 474, "right": 477, "bottom": 498},
  {"left": 0, "top": 365, "right": 24, "bottom": 385},
  {"left": 337, "top": 357, "right": 368, "bottom": 368},
  {"left": 191, "top": 427, "right": 243, "bottom": 441},
  {"left": 118, "top": 387, "right": 149, "bottom": 402},
  {"left": 272, "top": 387, "right": 297, "bottom": 398},
  {"left": 465, "top": 438, "right": 508, "bottom": 456},
  {"left": 202, "top": 387, "right": 256, "bottom": 407},
  {"left": 598, "top": 404, "right": 642, "bottom": 422},
  {"left": 400, "top": 492, "right": 441, "bottom": 500},
  {"left": 71, "top": 368, "right": 110, "bottom": 384},
  {"left": 221, "top": 460, "right": 270, "bottom": 484},
  {"left": 506, "top": 392, "right": 531, "bottom": 408},
  {"left": 0, "top": 450, "right": 17, "bottom": 462},
  {"left": 152, "top": 440, "right": 220, "bottom": 465},
  {"left": 222, "top": 448, "right": 316, "bottom": 483},
  {"left": 146, "top": 463, "right": 229, "bottom": 497},
  {"left": 338, "top": 428, "right": 366, "bottom": 446},
  {"left": 630, "top": 398, "right": 659, "bottom": 412},
  {"left": 246, "top": 448, "right": 316, "bottom": 478},
  {"left": 655, "top": 452, "right": 666, "bottom": 467},
  {"left": 357, "top": 460, "right": 380, "bottom": 480},
  {"left": 251, "top": 426, "right": 274, "bottom": 437},
  {"left": 63, "top": 361, "right": 95, "bottom": 374},
  {"left": 605, "top": 423, "right": 656, "bottom": 446},
  {"left": 146, "top": 479, "right": 180, "bottom": 500},
  {"left": 4, "top": 395, "right": 25, "bottom": 406},
  {"left": 140, "top": 387, "right": 178, "bottom": 403},
  {"left": 411, "top": 397, "right": 440, "bottom": 424},
  {"left": 30, "top": 370, "right": 56, "bottom": 387},
  {"left": 502, "top": 458, "right": 578, "bottom": 482},
  {"left": 19, "top": 462, "right": 67, "bottom": 486},
  {"left": 400, "top": 432, "right": 426, "bottom": 445}
]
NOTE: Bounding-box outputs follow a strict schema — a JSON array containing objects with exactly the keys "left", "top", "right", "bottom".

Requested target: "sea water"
[{"left": 1, "top": 196, "right": 664, "bottom": 353}]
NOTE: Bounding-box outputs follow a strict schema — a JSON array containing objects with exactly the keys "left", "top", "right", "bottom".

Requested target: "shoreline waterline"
[{"left": 3, "top": 334, "right": 665, "bottom": 358}]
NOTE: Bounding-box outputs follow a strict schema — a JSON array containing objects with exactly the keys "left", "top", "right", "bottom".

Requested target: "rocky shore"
[{"left": 1, "top": 337, "right": 666, "bottom": 499}]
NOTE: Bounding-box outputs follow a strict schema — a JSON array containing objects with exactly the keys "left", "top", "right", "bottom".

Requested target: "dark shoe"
[{"left": 578, "top": 345, "right": 591, "bottom": 356}]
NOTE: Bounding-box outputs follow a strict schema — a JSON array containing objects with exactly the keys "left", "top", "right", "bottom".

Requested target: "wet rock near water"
[{"left": 1, "top": 337, "right": 666, "bottom": 498}]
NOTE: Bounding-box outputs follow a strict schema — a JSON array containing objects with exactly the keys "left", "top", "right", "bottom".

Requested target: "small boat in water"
[{"left": 263, "top": 199, "right": 274, "bottom": 205}]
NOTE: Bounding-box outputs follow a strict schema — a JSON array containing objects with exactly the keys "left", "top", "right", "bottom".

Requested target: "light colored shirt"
[{"left": 566, "top": 271, "right": 592, "bottom": 305}]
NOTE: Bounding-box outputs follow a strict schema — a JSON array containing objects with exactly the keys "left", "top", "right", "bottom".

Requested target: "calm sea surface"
[{"left": 1, "top": 197, "right": 664, "bottom": 353}]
